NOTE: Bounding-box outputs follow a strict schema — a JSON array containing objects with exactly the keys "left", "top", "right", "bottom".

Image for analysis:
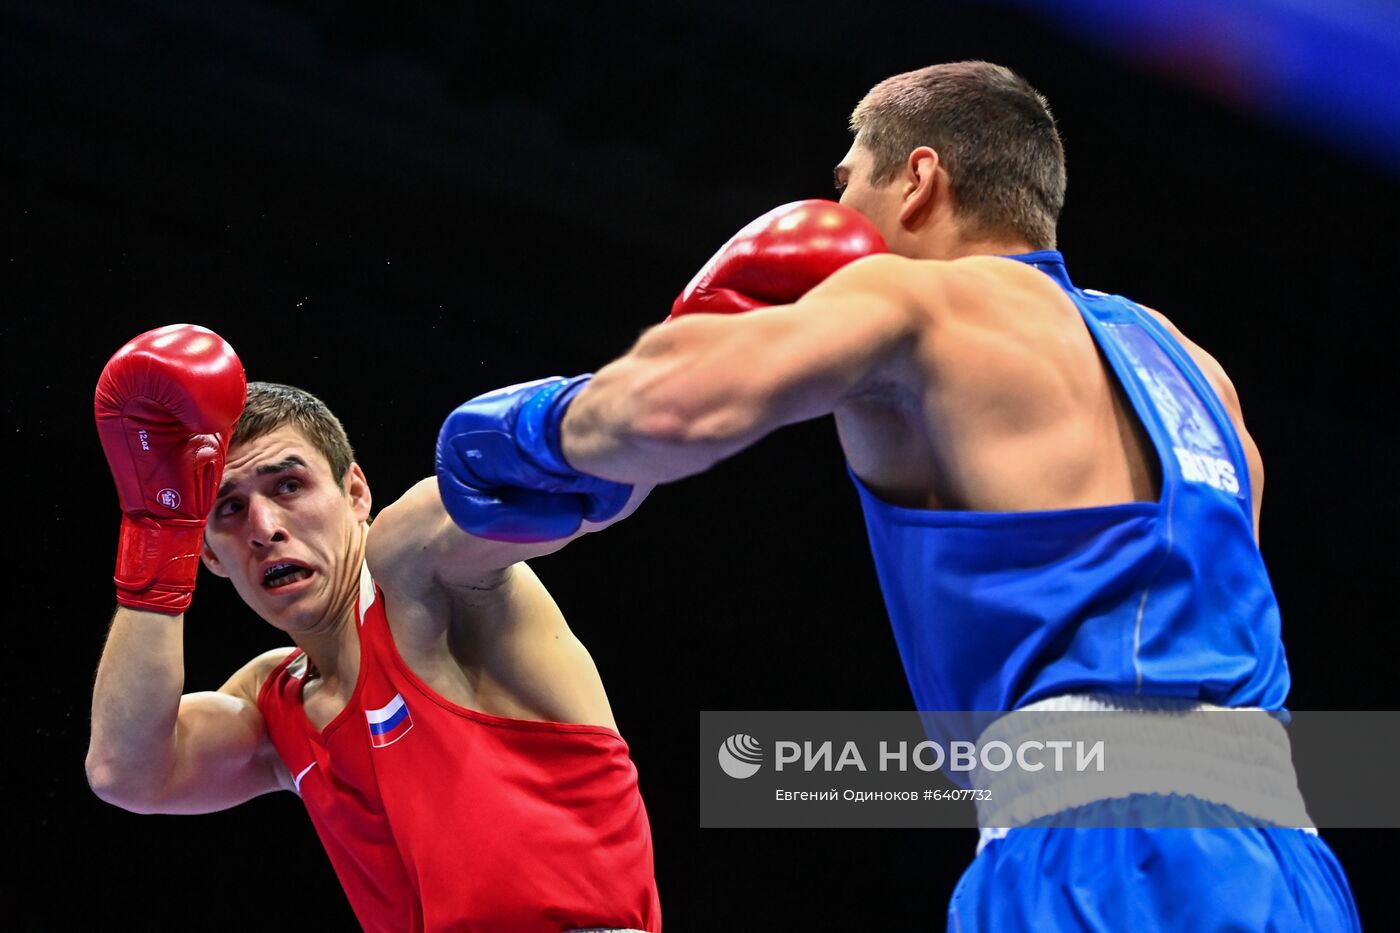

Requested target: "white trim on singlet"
[{"left": 357, "top": 560, "right": 376, "bottom": 625}]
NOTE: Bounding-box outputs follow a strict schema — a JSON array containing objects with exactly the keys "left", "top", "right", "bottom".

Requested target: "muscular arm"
[
  {"left": 366, "top": 473, "right": 650, "bottom": 595},
  {"left": 560, "top": 254, "right": 925, "bottom": 484},
  {"left": 87, "top": 610, "right": 289, "bottom": 814},
  {"left": 362, "top": 477, "right": 644, "bottom": 729}
]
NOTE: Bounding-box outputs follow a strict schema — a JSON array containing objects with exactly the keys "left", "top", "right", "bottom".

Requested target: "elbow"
[
  {"left": 84, "top": 745, "right": 117, "bottom": 801},
  {"left": 84, "top": 753, "right": 135, "bottom": 810},
  {"left": 85, "top": 748, "right": 163, "bottom": 814}
]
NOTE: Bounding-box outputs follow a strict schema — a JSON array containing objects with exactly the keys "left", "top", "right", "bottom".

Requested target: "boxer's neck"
[
  {"left": 291, "top": 524, "right": 367, "bottom": 686},
  {"left": 900, "top": 211, "right": 1037, "bottom": 261},
  {"left": 938, "top": 235, "right": 1040, "bottom": 261}
]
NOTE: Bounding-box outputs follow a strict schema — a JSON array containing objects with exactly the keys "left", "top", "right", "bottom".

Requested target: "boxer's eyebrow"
[
  {"left": 258, "top": 456, "right": 308, "bottom": 475},
  {"left": 218, "top": 456, "right": 309, "bottom": 497}
]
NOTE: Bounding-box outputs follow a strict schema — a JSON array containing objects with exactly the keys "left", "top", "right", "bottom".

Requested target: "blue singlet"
[{"left": 847, "top": 252, "right": 1358, "bottom": 932}]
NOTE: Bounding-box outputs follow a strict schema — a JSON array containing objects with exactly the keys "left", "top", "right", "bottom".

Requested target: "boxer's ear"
[
  {"left": 201, "top": 534, "right": 230, "bottom": 578},
  {"left": 899, "top": 146, "right": 940, "bottom": 227},
  {"left": 344, "top": 463, "right": 371, "bottom": 523}
]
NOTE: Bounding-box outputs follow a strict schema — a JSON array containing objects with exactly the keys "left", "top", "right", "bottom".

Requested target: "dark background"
[{"left": 6, "top": 1, "right": 1396, "bottom": 929}]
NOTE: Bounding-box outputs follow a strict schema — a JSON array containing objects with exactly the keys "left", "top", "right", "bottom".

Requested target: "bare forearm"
[
  {"left": 561, "top": 276, "right": 917, "bottom": 484},
  {"left": 560, "top": 348, "right": 758, "bottom": 485},
  {"left": 87, "top": 606, "right": 185, "bottom": 804},
  {"left": 561, "top": 386, "right": 733, "bottom": 484}
]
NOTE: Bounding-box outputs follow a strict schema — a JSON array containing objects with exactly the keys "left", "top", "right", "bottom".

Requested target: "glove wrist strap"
[
  {"left": 114, "top": 516, "right": 207, "bottom": 614},
  {"left": 518, "top": 375, "right": 592, "bottom": 476}
]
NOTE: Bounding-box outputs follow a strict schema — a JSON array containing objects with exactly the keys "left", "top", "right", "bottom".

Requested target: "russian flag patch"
[{"left": 365, "top": 693, "right": 414, "bottom": 747}]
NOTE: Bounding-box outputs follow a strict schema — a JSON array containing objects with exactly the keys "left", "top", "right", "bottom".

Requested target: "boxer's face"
[
  {"left": 201, "top": 424, "right": 371, "bottom": 634},
  {"left": 838, "top": 140, "right": 954, "bottom": 258},
  {"left": 835, "top": 142, "right": 903, "bottom": 249}
]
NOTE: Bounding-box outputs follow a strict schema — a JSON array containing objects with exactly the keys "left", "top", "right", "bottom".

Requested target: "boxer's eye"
[{"left": 216, "top": 498, "right": 243, "bottom": 518}]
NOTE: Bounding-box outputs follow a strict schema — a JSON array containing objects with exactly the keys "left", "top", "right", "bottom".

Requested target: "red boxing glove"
[
  {"left": 670, "top": 199, "right": 887, "bottom": 319},
  {"left": 94, "top": 325, "right": 246, "bottom": 614}
]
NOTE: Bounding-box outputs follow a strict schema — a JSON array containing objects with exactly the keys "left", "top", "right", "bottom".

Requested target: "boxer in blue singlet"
[{"left": 437, "top": 61, "right": 1360, "bottom": 930}]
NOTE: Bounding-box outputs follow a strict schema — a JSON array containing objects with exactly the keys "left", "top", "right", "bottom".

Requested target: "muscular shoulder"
[
  {"left": 801, "top": 253, "right": 928, "bottom": 321},
  {"left": 811, "top": 254, "right": 1078, "bottom": 406},
  {"left": 1140, "top": 306, "right": 1244, "bottom": 419},
  {"left": 365, "top": 477, "right": 512, "bottom": 600},
  {"left": 220, "top": 646, "right": 298, "bottom": 705},
  {"left": 941, "top": 255, "right": 1079, "bottom": 325},
  {"left": 815, "top": 252, "right": 993, "bottom": 302},
  {"left": 824, "top": 253, "right": 1069, "bottom": 327}
]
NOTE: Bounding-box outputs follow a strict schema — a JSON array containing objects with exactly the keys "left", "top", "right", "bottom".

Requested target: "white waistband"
[{"left": 972, "top": 693, "right": 1315, "bottom": 853}]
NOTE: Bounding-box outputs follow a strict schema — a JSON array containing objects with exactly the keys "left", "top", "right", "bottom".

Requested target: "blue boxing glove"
[{"left": 435, "top": 375, "right": 633, "bottom": 543}]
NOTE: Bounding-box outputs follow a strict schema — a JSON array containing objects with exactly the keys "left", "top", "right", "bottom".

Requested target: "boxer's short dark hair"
[
  {"left": 231, "top": 382, "right": 355, "bottom": 483},
  {"left": 851, "top": 61, "right": 1066, "bottom": 249}
]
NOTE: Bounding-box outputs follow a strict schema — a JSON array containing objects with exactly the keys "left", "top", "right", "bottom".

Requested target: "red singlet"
[{"left": 257, "top": 564, "right": 662, "bottom": 932}]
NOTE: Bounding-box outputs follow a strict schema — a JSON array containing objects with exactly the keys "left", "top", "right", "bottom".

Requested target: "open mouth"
[{"left": 262, "top": 562, "right": 314, "bottom": 590}]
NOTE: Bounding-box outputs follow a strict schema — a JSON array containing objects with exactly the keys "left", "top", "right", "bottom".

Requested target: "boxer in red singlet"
[{"left": 87, "top": 327, "right": 660, "bottom": 932}]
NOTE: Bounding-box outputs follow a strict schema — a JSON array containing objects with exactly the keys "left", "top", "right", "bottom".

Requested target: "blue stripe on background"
[{"left": 981, "top": 0, "right": 1400, "bottom": 176}]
